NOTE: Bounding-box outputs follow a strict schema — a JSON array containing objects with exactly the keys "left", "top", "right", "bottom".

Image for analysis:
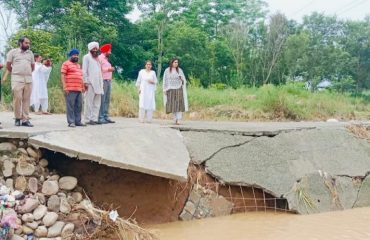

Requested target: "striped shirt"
[{"left": 61, "top": 60, "right": 84, "bottom": 92}]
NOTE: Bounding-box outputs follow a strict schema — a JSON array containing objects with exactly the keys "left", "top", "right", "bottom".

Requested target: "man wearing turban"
[
  {"left": 82, "top": 42, "right": 104, "bottom": 125},
  {"left": 98, "top": 43, "right": 115, "bottom": 123},
  {"left": 61, "top": 49, "right": 86, "bottom": 127}
]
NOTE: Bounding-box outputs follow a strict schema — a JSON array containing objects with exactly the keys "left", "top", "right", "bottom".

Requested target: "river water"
[{"left": 153, "top": 208, "right": 370, "bottom": 240}]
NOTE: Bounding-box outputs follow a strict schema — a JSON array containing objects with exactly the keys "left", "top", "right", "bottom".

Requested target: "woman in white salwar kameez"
[{"left": 136, "top": 61, "right": 157, "bottom": 123}]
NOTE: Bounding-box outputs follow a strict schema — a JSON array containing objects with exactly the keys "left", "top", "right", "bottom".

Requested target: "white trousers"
[
  {"left": 139, "top": 108, "right": 153, "bottom": 122},
  {"left": 34, "top": 98, "right": 48, "bottom": 112},
  {"left": 84, "top": 87, "right": 101, "bottom": 122},
  {"left": 174, "top": 112, "right": 182, "bottom": 121}
]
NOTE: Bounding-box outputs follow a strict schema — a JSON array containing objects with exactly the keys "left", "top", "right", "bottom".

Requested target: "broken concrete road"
[
  {"left": 181, "top": 123, "right": 370, "bottom": 214},
  {"left": 1, "top": 112, "right": 370, "bottom": 214}
]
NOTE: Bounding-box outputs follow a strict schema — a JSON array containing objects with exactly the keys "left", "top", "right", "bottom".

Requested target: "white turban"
[{"left": 88, "top": 42, "right": 99, "bottom": 51}]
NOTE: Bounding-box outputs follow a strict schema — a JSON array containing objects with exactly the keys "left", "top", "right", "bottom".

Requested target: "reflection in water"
[{"left": 153, "top": 208, "right": 370, "bottom": 240}]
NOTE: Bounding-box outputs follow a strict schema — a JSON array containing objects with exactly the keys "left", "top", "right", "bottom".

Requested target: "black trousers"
[{"left": 65, "top": 91, "right": 82, "bottom": 124}]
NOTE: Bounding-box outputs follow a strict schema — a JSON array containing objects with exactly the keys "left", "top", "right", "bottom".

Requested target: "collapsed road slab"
[
  {"left": 0, "top": 113, "right": 190, "bottom": 181},
  {"left": 203, "top": 128, "right": 370, "bottom": 197}
]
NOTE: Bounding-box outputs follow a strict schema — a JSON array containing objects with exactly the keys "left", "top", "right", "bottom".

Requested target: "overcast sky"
[{"left": 266, "top": 0, "right": 370, "bottom": 21}]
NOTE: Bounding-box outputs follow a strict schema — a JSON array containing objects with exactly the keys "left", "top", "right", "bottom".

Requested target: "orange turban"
[{"left": 100, "top": 44, "right": 112, "bottom": 53}]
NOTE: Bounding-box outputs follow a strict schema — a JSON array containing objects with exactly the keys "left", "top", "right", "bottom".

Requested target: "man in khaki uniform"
[{"left": 6, "top": 36, "right": 35, "bottom": 127}]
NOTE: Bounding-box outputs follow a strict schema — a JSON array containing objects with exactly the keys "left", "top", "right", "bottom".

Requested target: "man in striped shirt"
[{"left": 61, "top": 49, "right": 86, "bottom": 127}]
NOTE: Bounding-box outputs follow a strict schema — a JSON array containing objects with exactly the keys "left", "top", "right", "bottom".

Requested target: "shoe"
[
  {"left": 95, "top": 121, "right": 103, "bottom": 125},
  {"left": 86, "top": 121, "right": 96, "bottom": 125},
  {"left": 105, "top": 118, "right": 115, "bottom": 123},
  {"left": 75, "top": 122, "right": 86, "bottom": 127},
  {"left": 21, "top": 120, "right": 34, "bottom": 127},
  {"left": 15, "top": 119, "right": 21, "bottom": 127},
  {"left": 68, "top": 123, "right": 76, "bottom": 128},
  {"left": 98, "top": 120, "right": 108, "bottom": 124}
]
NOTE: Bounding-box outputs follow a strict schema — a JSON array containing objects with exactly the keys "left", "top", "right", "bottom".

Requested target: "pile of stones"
[{"left": 0, "top": 140, "right": 90, "bottom": 240}]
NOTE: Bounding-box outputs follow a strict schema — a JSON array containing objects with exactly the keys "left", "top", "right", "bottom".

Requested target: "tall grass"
[{"left": 1, "top": 68, "right": 370, "bottom": 121}]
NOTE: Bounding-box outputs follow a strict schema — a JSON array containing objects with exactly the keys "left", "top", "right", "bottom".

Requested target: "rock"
[
  {"left": 16, "top": 162, "right": 35, "bottom": 176},
  {"left": 40, "top": 175, "right": 45, "bottom": 182},
  {"left": 11, "top": 235, "right": 24, "bottom": 240},
  {"left": 57, "top": 192, "right": 66, "bottom": 198},
  {"left": 47, "top": 195, "right": 60, "bottom": 213},
  {"left": 21, "top": 213, "right": 34, "bottom": 222},
  {"left": 15, "top": 177, "right": 27, "bottom": 191},
  {"left": 0, "top": 142, "right": 17, "bottom": 152},
  {"left": 47, "top": 221, "right": 65, "bottom": 237},
  {"left": 26, "top": 147, "right": 39, "bottom": 159},
  {"left": 61, "top": 223, "right": 75, "bottom": 238},
  {"left": 3, "top": 159, "right": 15, "bottom": 177},
  {"left": 71, "top": 192, "right": 83, "bottom": 203},
  {"left": 60, "top": 198, "right": 71, "bottom": 214},
  {"left": 28, "top": 177, "right": 38, "bottom": 193},
  {"left": 33, "top": 205, "right": 47, "bottom": 220},
  {"left": 36, "top": 193, "right": 46, "bottom": 204},
  {"left": 42, "top": 180, "right": 59, "bottom": 196},
  {"left": 5, "top": 178, "right": 14, "bottom": 191},
  {"left": 49, "top": 175, "right": 60, "bottom": 181},
  {"left": 59, "top": 177, "right": 78, "bottom": 190},
  {"left": 22, "top": 225, "right": 33, "bottom": 234},
  {"left": 18, "top": 198, "right": 39, "bottom": 214},
  {"left": 26, "top": 221, "right": 39, "bottom": 229},
  {"left": 18, "top": 141, "right": 25, "bottom": 147},
  {"left": 18, "top": 148, "right": 28, "bottom": 155},
  {"left": 34, "top": 226, "right": 48, "bottom": 237},
  {"left": 39, "top": 159, "right": 49, "bottom": 168},
  {"left": 42, "top": 212, "right": 58, "bottom": 227},
  {"left": 179, "top": 184, "right": 233, "bottom": 220}
]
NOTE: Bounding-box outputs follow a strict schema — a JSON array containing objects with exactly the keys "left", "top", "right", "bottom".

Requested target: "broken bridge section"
[{"left": 179, "top": 123, "right": 370, "bottom": 214}]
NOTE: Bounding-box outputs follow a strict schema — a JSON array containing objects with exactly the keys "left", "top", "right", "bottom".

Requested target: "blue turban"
[{"left": 68, "top": 48, "right": 79, "bottom": 57}]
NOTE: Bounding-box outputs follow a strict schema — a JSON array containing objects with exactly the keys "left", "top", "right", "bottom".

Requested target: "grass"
[{"left": 2, "top": 67, "right": 370, "bottom": 121}]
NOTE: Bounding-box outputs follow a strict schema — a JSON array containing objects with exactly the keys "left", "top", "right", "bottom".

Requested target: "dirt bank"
[{"left": 44, "top": 150, "right": 189, "bottom": 225}]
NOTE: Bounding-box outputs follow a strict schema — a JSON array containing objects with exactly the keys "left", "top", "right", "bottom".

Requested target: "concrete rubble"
[{"left": 179, "top": 184, "right": 233, "bottom": 221}]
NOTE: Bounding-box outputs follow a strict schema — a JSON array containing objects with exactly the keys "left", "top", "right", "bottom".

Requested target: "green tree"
[{"left": 8, "top": 28, "right": 63, "bottom": 61}]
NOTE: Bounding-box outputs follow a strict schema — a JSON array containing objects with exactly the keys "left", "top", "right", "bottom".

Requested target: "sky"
[{"left": 266, "top": 0, "right": 370, "bottom": 21}]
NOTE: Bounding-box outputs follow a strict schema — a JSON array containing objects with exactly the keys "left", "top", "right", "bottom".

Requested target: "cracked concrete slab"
[
  {"left": 205, "top": 128, "right": 370, "bottom": 197},
  {"left": 29, "top": 125, "right": 190, "bottom": 181},
  {"left": 181, "top": 131, "right": 254, "bottom": 164},
  {"left": 353, "top": 175, "right": 370, "bottom": 208},
  {"left": 285, "top": 172, "right": 341, "bottom": 214}
]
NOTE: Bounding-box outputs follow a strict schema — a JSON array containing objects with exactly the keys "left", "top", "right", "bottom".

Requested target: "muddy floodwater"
[{"left": 153, "top": 208, "right": 370, "bottom": 240}]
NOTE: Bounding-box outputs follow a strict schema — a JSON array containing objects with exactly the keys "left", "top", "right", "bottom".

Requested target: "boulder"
[
  {"left": 61, "top": 223, "right": 75, "bottom": 238},
  {"left": 33, "top": 205, "right": 47, "bottom": 220},
  {"left": 3, "top": 160, "right": 15, "bottom": 177},
  {"left": 42, "top": 180, "right": 59, "bottom": 196},
  {"left": 34, "top": 226, "right": 48, "bottom": 237},
  {"left": 47, "top": 195, "right": 60, "bottom": 213},
  {"left": 43, "top": 212, "right": 58, "bottom": 227},
  {"left": 59, "top": 177, "right": 78, "bottom": 190},
  {"left": 21, "top": 213, "right": 34, "bottom": 222},
  {"left": 28, "top": 177, "right": 38, "bottom": 193},
  {"left": 0, "top": 142, "right": 17, "bottom": 152},
  {"left": 16, "top": 162, "right": 35, "bottom": 176},
  {"left": 18, "top": 198, "right": 39, "bottom": 214},
  {"left": 47, "top": 221, "right": 65, "bottom": 238}
]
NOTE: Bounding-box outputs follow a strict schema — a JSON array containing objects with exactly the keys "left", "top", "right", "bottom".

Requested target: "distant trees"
[{"left": 1, "top": 0, "right": 370, "bottom": 92}]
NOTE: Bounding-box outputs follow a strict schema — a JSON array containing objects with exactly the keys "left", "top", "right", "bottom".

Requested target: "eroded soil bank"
[{"left": 43, "top": 150, "right": 279, "bottom": 225}]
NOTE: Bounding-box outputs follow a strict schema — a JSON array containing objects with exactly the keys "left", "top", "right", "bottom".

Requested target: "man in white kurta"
[
  {"left": 31, "top": 57, "right": 52, "bottom": 114},
  {"left": 82, "top": 42, "right": 104, "bottom": 124}
]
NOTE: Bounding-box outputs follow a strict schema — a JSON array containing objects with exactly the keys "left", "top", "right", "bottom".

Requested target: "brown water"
[{"left": 153, "top": 208, "right": 370, "bottom": 240}]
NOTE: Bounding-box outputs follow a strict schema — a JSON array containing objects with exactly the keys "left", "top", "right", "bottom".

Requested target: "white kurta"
[
  {"left": 39, "top": 65, "right": 52, "bottom": 98},
  {"left": 136, "top": 69, "right": 157, "bottom": 110},
  {"left": 31, "top": 63, "right": 52, "bottom": 106},
  {"left": 31, "top": 63, "right": 41, "bottom": 107}
]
